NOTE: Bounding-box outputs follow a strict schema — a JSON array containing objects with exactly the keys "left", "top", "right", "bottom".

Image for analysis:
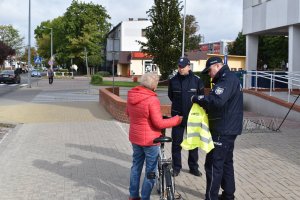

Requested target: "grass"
[
  {"left": 92, "top": 80, "right": 168, "bottom": 88},
  {"left": 94, "top": 80, "right": 139, "bottom": 87}
]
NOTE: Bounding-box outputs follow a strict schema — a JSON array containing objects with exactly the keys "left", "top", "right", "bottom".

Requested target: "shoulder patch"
[{"left": 215, "top": 87, "right": 224, "bottom": 95}]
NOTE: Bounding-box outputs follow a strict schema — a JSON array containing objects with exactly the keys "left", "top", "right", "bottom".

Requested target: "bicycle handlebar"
[{"left": 163, "top": 115, "right": 171, "bottom": 119}]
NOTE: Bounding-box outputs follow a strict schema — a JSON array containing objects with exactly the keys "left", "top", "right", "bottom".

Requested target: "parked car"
[
  {"left": 31, "top": 70, "right": 42, "bottom": 77},
  {"left": 0, "top": 70, "right": 21, "bottom": 84}
]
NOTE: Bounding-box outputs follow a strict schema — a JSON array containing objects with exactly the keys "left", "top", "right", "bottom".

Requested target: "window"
[
  {"left": 252, "top": 0, "right": 261, "bottom": 6},
  {"left": 141, "top": 29, "right": 147, "bottom": 37},
  {"left": 252, "top": 0, "right": 269, "bottom": 6}
]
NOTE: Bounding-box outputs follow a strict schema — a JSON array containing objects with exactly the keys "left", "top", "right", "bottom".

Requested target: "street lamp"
[
  {"left": 110, "top": 35, "right": 119, "bottom": 94},
  {"left": 42, "top": 26, "right": 53, "bottom": 70},
  {"left": 182, "top": 0, "right": 187, "bottom": 57},
  {"left": 27, "top": 0, "right": 31, "bottom": 88},
  {"left": 112, "top": 38, "right": 116, "bottom": 94}
]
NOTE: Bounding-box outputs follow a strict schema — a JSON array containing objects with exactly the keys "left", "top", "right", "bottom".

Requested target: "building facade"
[
  {"left": 106, "top": 18, "right": 154, "bottom": 76},
  {"left": 199, "top": 40, "right": 233, "bottom": 55},
  {"left": 106, "top": 18, "right": 245, "bottom": 77},
  {"left": 243, "top": 0, "right": 300, "bottom": 72}
]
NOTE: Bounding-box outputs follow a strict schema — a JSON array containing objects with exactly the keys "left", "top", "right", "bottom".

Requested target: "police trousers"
[
  {"left": 205, "top": 135, "right": 237, "bottom": 200},
  {"left": 171, "top": 125, "right": 199, "bottom": 172}
]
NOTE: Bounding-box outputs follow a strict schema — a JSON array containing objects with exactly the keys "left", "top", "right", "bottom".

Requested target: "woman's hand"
[{"left": 177, "top": 115, "right": 183, "bottom": 124}]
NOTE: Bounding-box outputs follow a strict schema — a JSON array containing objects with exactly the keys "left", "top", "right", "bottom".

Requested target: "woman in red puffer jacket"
[{"left": 127, "top": 72, "right": 182, "bottom": 200}]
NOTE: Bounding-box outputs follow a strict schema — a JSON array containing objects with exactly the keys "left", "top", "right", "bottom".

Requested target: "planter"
[{"left": 133, "top": 76, "right": 138, "bottom": 82}]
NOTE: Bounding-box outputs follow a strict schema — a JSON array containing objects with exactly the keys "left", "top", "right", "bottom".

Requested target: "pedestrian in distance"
[
  {"left": 191, "top": 56, "right": 243, "bottom": 200},
  {"left": 168, "top": 57, "right": 205, "bottom": 177},
  {"left": 47, "top": 68, "right": 54, "bottom": 84},
  {"left": 126, "top": 72, "right": 182, "bottom": 200}
]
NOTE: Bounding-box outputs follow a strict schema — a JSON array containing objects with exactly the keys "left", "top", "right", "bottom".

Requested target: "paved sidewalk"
[{"left": 0, "top": 77, "right": 299, "bottom": 199}]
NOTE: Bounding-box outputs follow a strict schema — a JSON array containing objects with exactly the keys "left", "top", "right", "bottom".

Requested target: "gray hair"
[{"left": 140, "top": 72, "right": 159, "bottom": 90}]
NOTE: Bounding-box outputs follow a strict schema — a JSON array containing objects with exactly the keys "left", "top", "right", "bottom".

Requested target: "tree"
[
  {"left": 0, "top": 41, "right": 15, "bottom": 67},
  {"left": 258, "top": 36, "right": 288, "bottom": 69},
  {"left": 228, "top": 32, "right": 288, "bottom": 70},
  {"left": 20, "top": 47, "right": 36, "bottom": 66},
  {"left": 139, "top": 0, "right": 183, "bottom": 79},
  {"left": 183, "top": 15, "right": 201, "bottom": 51},
  {"left": 228, "top": 31, "right": 246, "bottom": 56},
  {"left": 35, "top": 0, "right": 111, "bottom": 74},
  {"left": 0, "top": 25, "right": 24, "bottom": 53}
]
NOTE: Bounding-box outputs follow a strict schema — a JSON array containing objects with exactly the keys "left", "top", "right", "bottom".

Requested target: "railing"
[
  {"left": 243, "top": 70, "right": 300, "bottom": 102},
  {"left": 52, "top": 72, "right": 73, "bottom": 77}
]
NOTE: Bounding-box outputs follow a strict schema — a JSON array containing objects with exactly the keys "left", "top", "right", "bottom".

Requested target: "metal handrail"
[{"left": 244, "top": 70, "right": 300, "bottom": 102}]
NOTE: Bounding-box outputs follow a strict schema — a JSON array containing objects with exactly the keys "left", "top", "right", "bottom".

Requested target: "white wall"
[
  {"left": 120, "top": 20, "right": 151, "bottom": 51},
  {"left": 244, "top": 93, "right": 300, "bottom": 121},
  {"left": 243, "top": 0, "right": 300, "bottom": 34}
]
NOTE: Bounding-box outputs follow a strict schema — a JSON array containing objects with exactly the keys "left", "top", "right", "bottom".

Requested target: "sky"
[{"left": 0, "top": 0, "right": 243, "bottom": 47}]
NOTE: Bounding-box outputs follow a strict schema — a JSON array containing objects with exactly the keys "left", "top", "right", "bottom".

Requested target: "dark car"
[{"left": 0, "top": 70, "right": 21, "bottom": 84}]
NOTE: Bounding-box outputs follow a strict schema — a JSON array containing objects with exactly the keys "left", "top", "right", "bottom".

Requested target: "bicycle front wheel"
[{"left": 156, "top": 156, "right": 163, "bottom": 195}]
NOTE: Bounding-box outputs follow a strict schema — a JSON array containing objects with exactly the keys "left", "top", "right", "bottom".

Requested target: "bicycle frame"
[{"left": 154, "top": 126, "right": 175, "bottom": 200}]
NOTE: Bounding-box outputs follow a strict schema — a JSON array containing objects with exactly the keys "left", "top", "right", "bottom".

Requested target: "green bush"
[
  {"left": 194, "top": 72, "right": 211, "bottom": 88},
  {"left": 91, "top": 74, "right": 103, "bottom": 85},
  {"left": 96, "top": 71, "right": 110, "bottom": 77}
]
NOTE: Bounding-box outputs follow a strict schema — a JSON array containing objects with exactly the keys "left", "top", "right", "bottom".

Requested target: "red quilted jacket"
[{"left": 126, "top": 86, "right": 181, "bottom": 146}]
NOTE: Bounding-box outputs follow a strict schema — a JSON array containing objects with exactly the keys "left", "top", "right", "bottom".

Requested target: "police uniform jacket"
[
  {"left": 168, "top": 71, "right": 204, "bottom": 126},
  {"left": 193, "top": 65, "right": 243, "bottom": 136}
]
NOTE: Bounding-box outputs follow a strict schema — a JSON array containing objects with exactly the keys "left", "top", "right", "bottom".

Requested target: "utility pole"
[
  {"left": 84, "top": 47, "right": 89, "bottom": 76},
  {"left": 27, "top": 0, "right": 31, "bottom": 88},
  {"left": 50, "top": 28, "right": 53, "bottom": 70},
  {"left": 181, "top": 0, "right": 186, "bottom": 57},
  {"left": 112, "top": 38, "right": 115, "bottom": 94}
]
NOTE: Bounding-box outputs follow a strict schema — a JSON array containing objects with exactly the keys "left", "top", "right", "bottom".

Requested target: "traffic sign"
[{"left": 34, "top": 56, "right": 42, "bottom": 64}]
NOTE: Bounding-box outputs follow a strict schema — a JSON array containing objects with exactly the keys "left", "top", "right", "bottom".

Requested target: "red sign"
[{"left": 131, "top": 52, "right": 153, "bottom": 59}]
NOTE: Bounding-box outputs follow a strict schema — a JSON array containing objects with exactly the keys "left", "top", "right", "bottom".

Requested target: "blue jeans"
[{"left": 129, "top": 144, "right": 159, "bottom": 200}]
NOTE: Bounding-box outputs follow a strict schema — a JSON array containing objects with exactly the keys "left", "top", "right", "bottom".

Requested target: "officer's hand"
[{"left": 191, "top": 95, "right": 204, "bottom": 103}]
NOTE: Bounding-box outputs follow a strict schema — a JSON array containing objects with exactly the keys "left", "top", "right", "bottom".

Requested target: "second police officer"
[{"left": 168, "top": 57, "right": 205, "bottom": 177}]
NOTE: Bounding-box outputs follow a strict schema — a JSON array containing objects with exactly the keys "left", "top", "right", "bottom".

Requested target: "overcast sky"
[{"left": 0, "top": 0, "right": 243, "bottom": 47}]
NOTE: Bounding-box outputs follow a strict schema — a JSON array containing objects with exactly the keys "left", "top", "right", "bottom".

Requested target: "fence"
[
  {"left": 243, "top": 70, "right": 300, "bottom": 102},
  {"left": 53, "top": 72, "right": 73, "bottom": 77}
]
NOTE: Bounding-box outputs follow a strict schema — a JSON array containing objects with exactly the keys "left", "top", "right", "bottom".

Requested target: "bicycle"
[{"left": 153, "top": 117, "right": 179, "bottom": 200}]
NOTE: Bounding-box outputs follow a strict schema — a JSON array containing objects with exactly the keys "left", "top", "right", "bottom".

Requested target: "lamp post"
[
  {"left": 182, "top": 0, "right": 187, "bottom": 57},
  {"left": 27, "top": 0, "right": 31, "bottom": 88},
  {"left": 42, "top": 26, "right": 53, "bottom": 70},
  {"left": 112, "top": 38, "right": 115, "bottom": 94}
]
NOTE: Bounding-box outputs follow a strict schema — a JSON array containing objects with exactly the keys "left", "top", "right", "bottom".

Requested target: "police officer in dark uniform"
[
  {"left": 168, "top": 57, "right": 205, "bottom": 177},
  {"left": 192, "top": 56, "right": 243, "bottom": 200}
]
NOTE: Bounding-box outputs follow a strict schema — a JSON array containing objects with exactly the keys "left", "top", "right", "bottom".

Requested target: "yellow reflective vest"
[{"left": 181, "top": 103, "right": 214, "bottom": 153}]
